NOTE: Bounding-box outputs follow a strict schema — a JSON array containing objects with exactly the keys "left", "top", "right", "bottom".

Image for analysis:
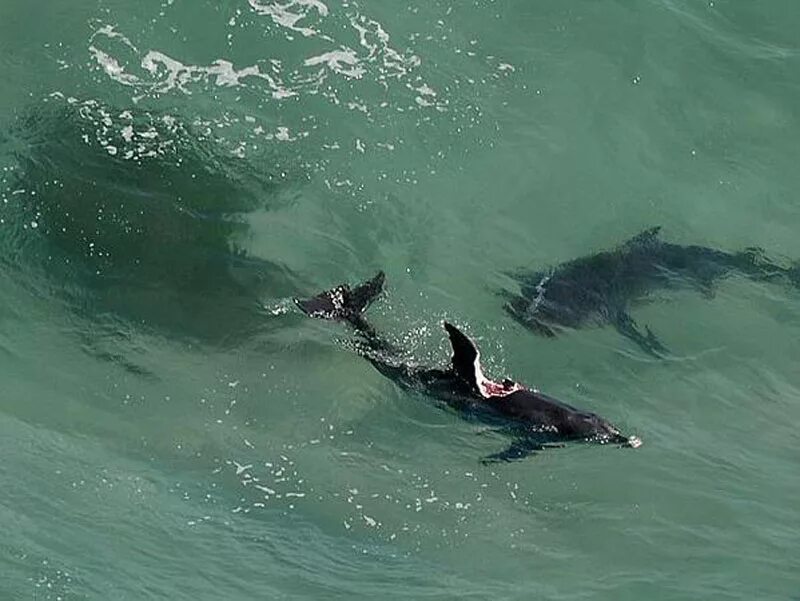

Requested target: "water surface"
[{"left": 1, "top": 1, "right": 799, "bottom": 599}]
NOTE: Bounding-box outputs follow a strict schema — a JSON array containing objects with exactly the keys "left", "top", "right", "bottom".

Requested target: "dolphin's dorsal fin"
[
  {"left": 443, "top": 322, "right": 523, "bottom": 398},
  {"left": 443, "top": 322, "right": 484, "bottom": 391}
]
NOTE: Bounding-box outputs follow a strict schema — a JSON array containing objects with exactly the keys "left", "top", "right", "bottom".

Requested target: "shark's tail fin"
[
  {"left": 789, "top": 262, "right": 800, "bottom": 288},
  {"left": 295, "top": 271, "right": 385, "bottom": 324}
]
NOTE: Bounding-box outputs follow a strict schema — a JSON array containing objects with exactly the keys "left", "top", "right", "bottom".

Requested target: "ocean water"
[{"left": 1, "top": 1, "right": 799, "bottom": 599}]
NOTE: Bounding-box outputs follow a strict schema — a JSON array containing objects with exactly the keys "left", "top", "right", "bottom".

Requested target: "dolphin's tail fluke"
[{"left": 294, "top": 271, "right": 385, "bottom": 324}]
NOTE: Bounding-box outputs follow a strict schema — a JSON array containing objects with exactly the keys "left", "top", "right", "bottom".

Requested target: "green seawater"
[{"left": 1, "top": 1, "right": 799, "bottom": 599}]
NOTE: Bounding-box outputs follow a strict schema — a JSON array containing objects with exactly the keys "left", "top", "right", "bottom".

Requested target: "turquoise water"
[{"left": 2, "top": 1, "right": 800, "bottom": 599}]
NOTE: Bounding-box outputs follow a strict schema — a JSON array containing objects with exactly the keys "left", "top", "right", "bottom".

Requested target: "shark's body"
[
  {"left": 504, "top": 227, "right": 799, "bottom": 354},
  {"left": 296, "top": 272, "right": 640, "bottom": 463}
]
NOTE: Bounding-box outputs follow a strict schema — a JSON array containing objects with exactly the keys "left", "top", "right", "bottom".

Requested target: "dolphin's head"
[{"left": 575, "top": 412, "right": 642, "bottom": 448}]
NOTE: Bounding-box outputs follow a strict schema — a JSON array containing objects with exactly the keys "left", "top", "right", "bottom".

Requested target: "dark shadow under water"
[{"left": 502, "top": 226, "right": 800, "bottom": 355}]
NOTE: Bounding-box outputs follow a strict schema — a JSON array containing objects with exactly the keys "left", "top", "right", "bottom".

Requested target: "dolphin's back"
[{"left": 486, "top": 389, "right": 622, "bottom": 441}]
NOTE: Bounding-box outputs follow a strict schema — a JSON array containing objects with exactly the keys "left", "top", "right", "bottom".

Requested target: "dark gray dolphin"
[
  {"left": 296, "top": 272, "right": 641, "bottom": 463},
  {"left": 503, "top": 227, "right": 800, "bottom": 355}
]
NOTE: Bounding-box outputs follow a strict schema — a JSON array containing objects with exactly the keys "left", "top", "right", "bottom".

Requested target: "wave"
[{"left": 0, "top": 96, "right": 302, "bottom": 349}]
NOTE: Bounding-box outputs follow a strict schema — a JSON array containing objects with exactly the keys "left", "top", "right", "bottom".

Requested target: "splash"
[{"left": 44, "top": 93, "right": 186, "bottom": 162}]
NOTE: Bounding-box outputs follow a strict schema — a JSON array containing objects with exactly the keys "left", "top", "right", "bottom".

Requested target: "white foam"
[
  {"left": 247, "top": 0, "right": 329, "bottom": 37},
  {"left": 89, "top": 46, "right": 140, "bottom": 86},
  {"left": 304, "top": 49, "right": 364, "bottom": 79}
]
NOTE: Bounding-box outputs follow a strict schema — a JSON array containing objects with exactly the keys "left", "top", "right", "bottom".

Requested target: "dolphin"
[
  {"left": 295, "top": 272, "right": 641, "bottom": 463},
  {"left": 503, "top": 226, "right": 800, "bottom": 355}
]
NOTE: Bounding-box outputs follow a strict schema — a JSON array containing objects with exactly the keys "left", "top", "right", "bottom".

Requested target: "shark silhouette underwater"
[
  {"left": 503, "top": 227, "right": 800, "bottom": 355},
  {"left": 296, "top": 272, "right": 641, "bottom": 463}
]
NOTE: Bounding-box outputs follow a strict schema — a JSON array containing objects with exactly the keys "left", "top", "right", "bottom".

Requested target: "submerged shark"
[
  {"left": 503, "top": 227, "right": 800, "bottom": 355},
  {"left": 296, "top": 272, "right": 641, "bottom": 463}
]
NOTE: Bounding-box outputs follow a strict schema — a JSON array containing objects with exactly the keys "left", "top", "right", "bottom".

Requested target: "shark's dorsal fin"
[
  {"left": 443, "top": 322, "right": 485, "bottom": 391},
  {"left": 625, "top": 226, "right": 662, "bottom": 248}
]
